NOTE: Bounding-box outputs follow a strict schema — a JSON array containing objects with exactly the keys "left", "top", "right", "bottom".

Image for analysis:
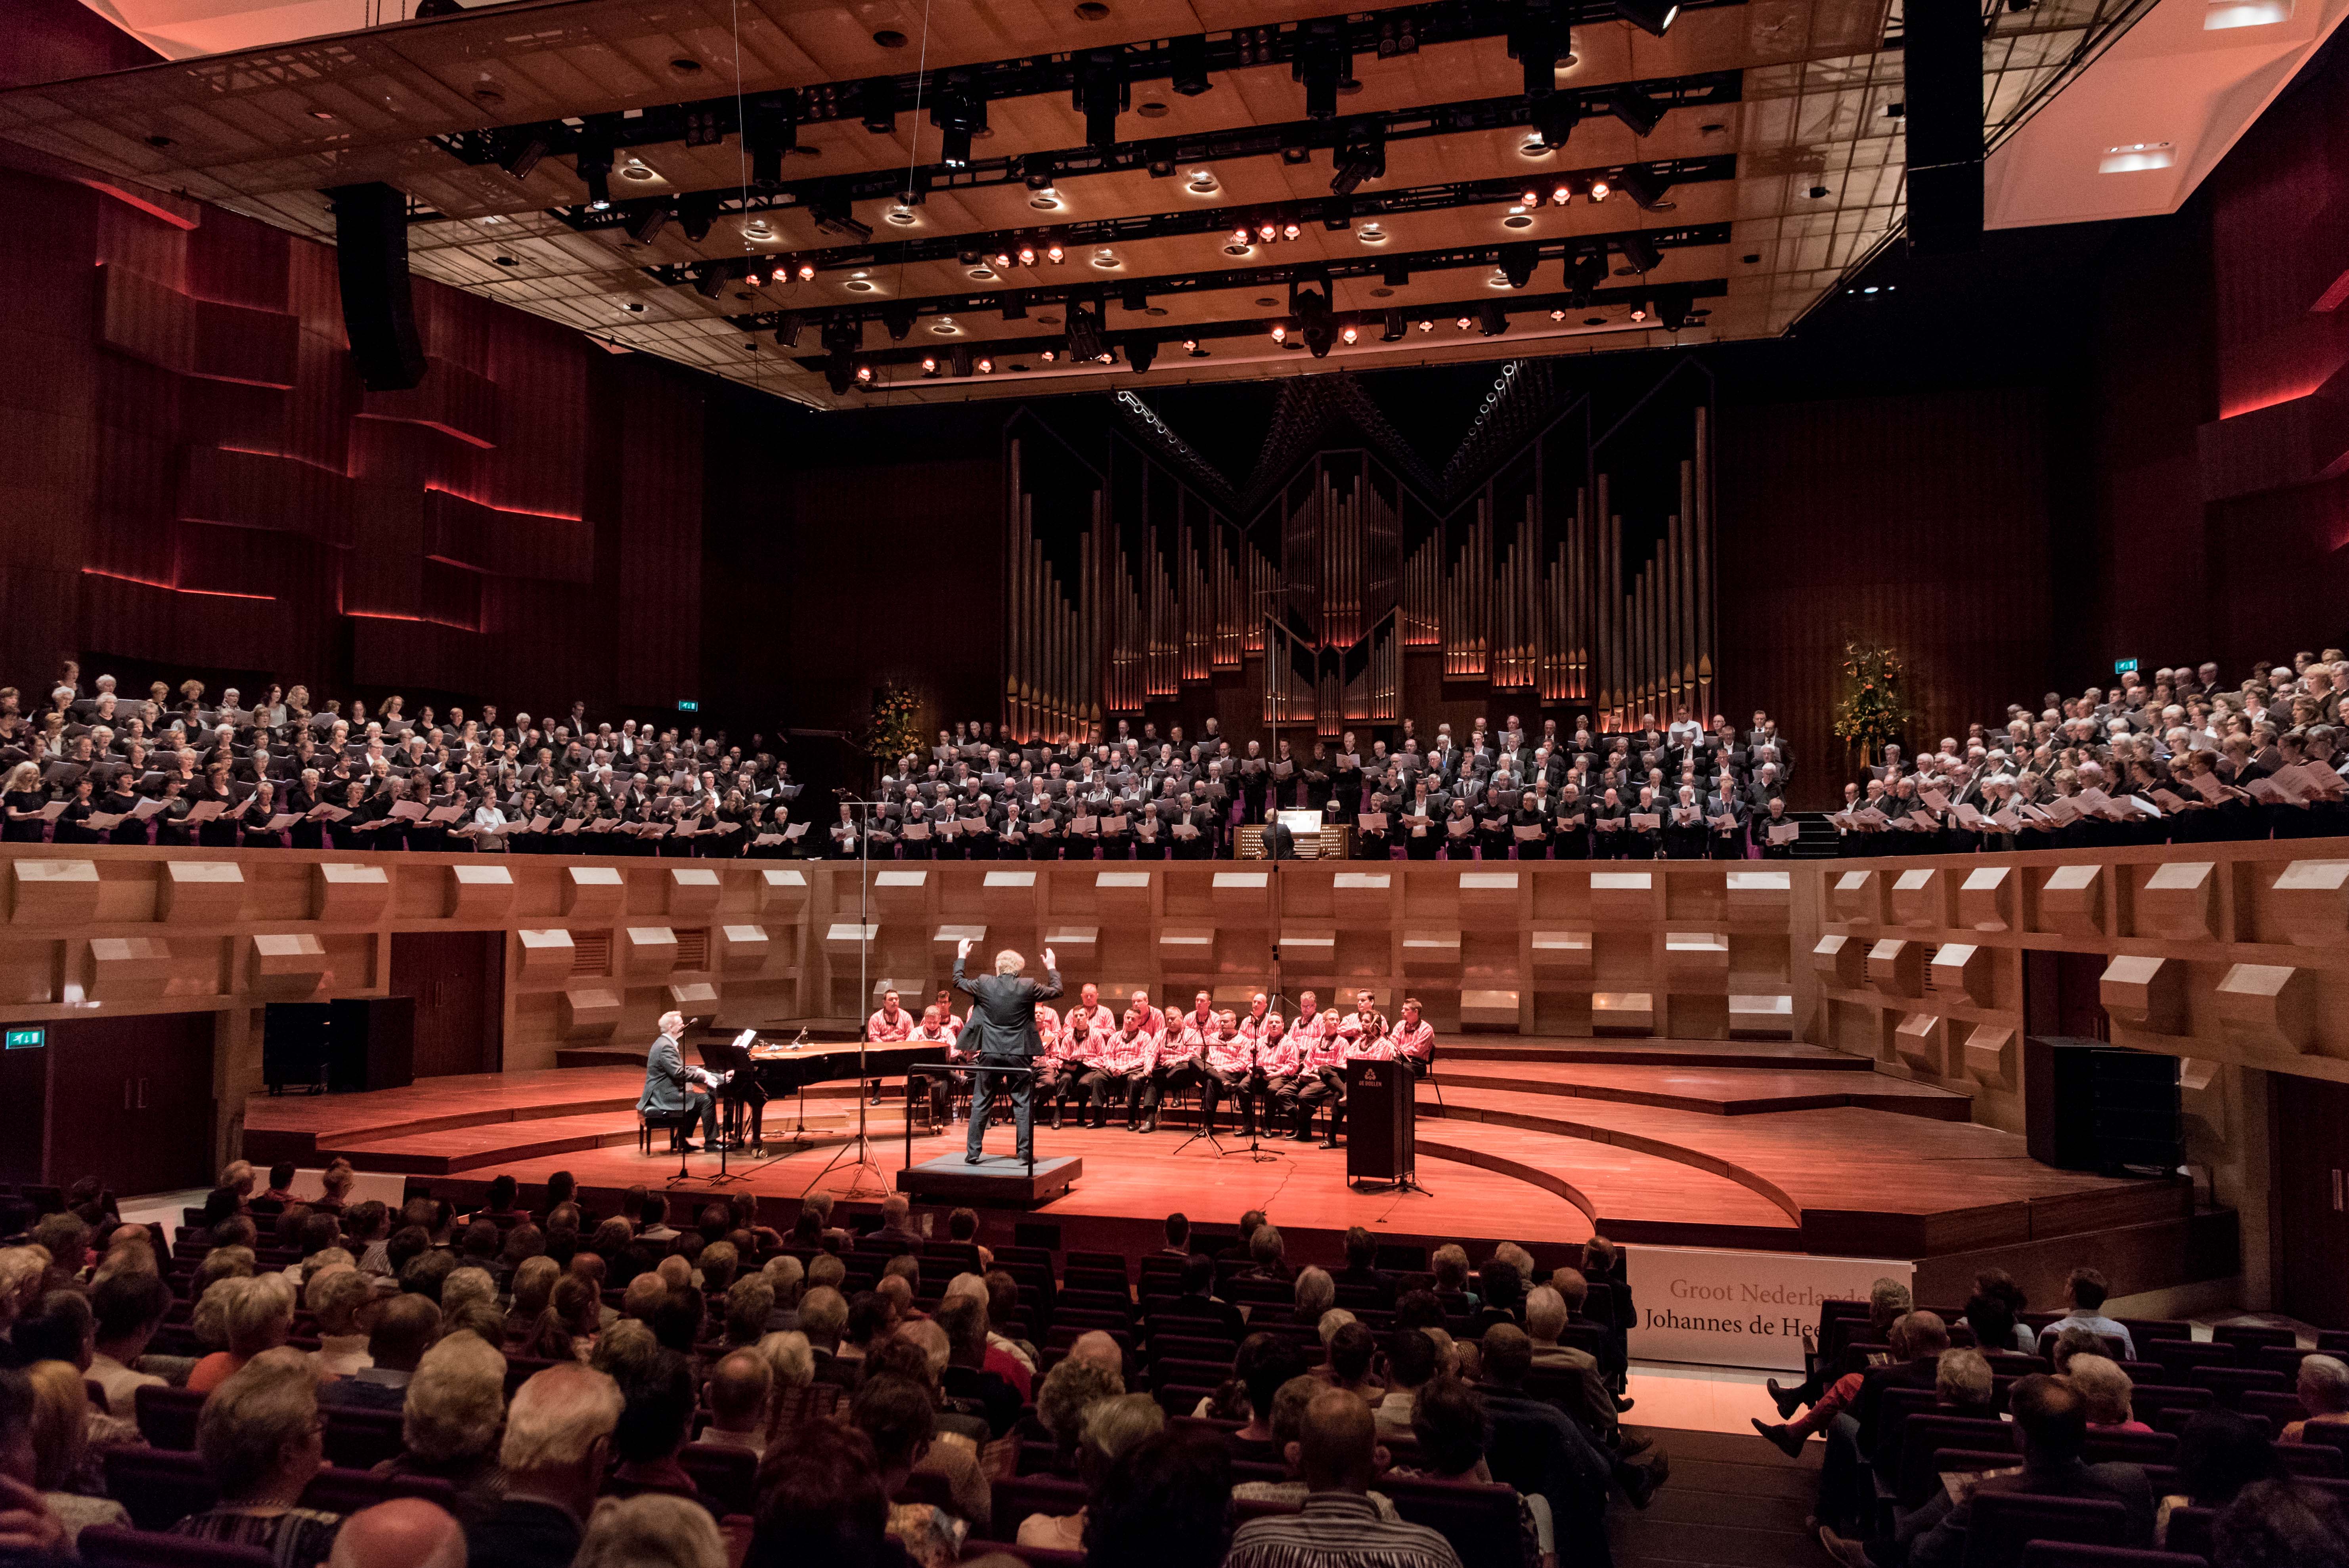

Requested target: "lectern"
[{"left": 1345, "top": 1057, "right": 1416, "bottom": 1189}]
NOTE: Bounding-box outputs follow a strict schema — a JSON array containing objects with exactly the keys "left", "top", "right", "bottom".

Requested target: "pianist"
[{"left": 637, "top": 1010, "right": 716, "bottom": 1153}]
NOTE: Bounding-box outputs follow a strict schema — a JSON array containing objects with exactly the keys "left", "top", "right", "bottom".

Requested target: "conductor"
[{"left": 953, "top": 939, "right": 1062, "bottom": 1166}]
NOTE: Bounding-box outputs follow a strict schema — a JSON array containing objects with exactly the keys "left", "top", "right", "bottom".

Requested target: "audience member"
[
  {"left": 575, "top": 1493, "right": 727, "bottom": 1568},
  {"left": 322, "top": 1292, "right": 440, "bottom": 1411},
  {"left": 175, "top": 1347, "right": 347, "bottom": 1564},
  {"left": 1225, "top": 1388, "right": 1463, "bottom": 1568},
  {"left": 324, "top": 1497, "right": 467, "bottom": 1568},
  {"left": 464, "top": 1363, "right": 622, "bottom": 1568},
  {"left": 2287, "top": 1355, "right": 2349, "bottom": 1444}
]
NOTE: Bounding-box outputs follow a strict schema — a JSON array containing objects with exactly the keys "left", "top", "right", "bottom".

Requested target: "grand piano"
[{"left": 688, "top": 1026, "right": 938, "bottom": 1138}]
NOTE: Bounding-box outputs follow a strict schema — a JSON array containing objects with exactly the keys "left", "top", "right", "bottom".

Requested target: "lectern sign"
[{"left": 1624, "top": 1246, "right": 1914, "bottom": 1371}]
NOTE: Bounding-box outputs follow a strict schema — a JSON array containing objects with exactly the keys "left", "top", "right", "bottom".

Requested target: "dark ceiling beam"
[
  {"left": 547, "top": 71, "right": 1741, "bottom": 234},
  {"left": 742, "top": 221, "right": 1731, "bottom": 333},
  {"left": 426, "top": 0, "right": 1747, "bottom": 184},
  {"left": 647, "top": 156, "right": 1735, "bottom": 287},
  {"left": 798, "top": 277, "right": 1729, "bottom": 372}
]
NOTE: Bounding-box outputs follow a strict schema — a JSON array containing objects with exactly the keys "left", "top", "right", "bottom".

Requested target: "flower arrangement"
[
  {"left": 1831, "top": 642, "right": 1909, "bottom": 762},
  {"left": 861, "top": 683, "right": 925, "bottom": 763}
]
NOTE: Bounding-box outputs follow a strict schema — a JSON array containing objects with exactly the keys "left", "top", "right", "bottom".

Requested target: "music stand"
[{"left": 804, "top": 797, "right": 890, "bottom": 1202}]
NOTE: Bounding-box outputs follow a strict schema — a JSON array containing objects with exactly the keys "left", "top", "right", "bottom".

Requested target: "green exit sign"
[
  {"left": 2114, "top": 658, "right": 2139, "bottom": 675},
  {"left": 678, "top": 700, "right": 700, "bottom": 713},
  {"left": 4, "top": 1027, "right": 44, "bottom": 1050}
]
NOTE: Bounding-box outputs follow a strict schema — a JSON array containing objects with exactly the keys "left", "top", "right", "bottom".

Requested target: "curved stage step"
[{"left": 1433, "top": 1060, "right": 1971, "bottom": 1119}]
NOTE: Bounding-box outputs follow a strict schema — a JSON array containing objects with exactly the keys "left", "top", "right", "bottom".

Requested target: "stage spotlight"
[
  {"left": 575, "top": 124, "right": 615, "bottom": 209},
  {"left": 859, "top": 79, "right": 897, "bottom": 132},
  {"left": 855, "top": 364, "right": 874, "bottom": 384},
  {"left": 977, "top": 356, "right": 994, "bottom": 373},
  {"left": 1618, "top": 166, "right": 1673, "bottom": 209},
  {"left": 1589, "top": 176, "right": 1611, "bottom": 201},
  {"left": 1610, "top": 87, "right": 1664, "bottom": 137},
  {"left": 1656, "top": 283, "right": 1695, "bottom": 331},
  {"left": 1065, "top": 303, "right": 1107, "bottom": 361},
  {"left": 1000, "top": 293, "right": 1028, "bottom": 320},
  {"left": 1045, "top": 241, "right": 1066, "bottom": 264},
  {"left": 1339, "top": 323, "right": 1358, "bottom": 345},
  {"left": 991, "top": 251, "right": 1013, "bottom": 271},
  {"left": 932, "top": 71, "right": 985, "bottom": 170},
  {"left": 1126, "top": 334, "right": 1158, "bottom": 373},
  {"left": 1383, "top": 260, "right": 1411, "bottom": 287},
  {"left": 1017, "top": 243, "right": 1037, "bottom": 266},
  {"left": 950, "top": 346, "right": 974, "bottom": 377},
  {"left": 1296, "top": 17, "right": 1349, "bottom": 120},
  {"left": 676, "top": 191, "right": 718, "bottom": 243},
  {"left": 1259, "top": 219, "right": 1281, "bottom": 243},
  {"left": 880, "top": 304, "right": 916, "bottom": 341},
  {"left": 775, "top": 312, "right": 805, "bottom": 348},
  {"left": 1282, "top": 221, "right": 1303, "bottom": 241},
  {"left": 921, "top": 356, "right": 938, "bottom": 375},
  {"left": 1330, "top": 125, "right": 1386, "bottom": 197},
  {"left": 1076, "top": 48, "right": 1129, "bottom": 148},
  {"left": 691, "top": 267, "right": 721, "bottom": 300},
  {"left": 746, "top": 90, "right": 798, "bottom": 187},
  {"left": 1629, "top": 298, "right": 1649, "bottom": 321},
  {"left": 626, "top": 202, "right": 672, "bottom": 245},
  {"left": 1477, "top": 301, "right": 1509, "bottom": 335},
  {"left": 1170, "top": 33, "right": 1213, "bottom": 96},
  {"left": 1294, "top": 287, "right": 1338, "bottom": 356},
  {"left": 1270, "top": 323, "right": 1287, "bottom": 343},
  {"left": 1550, "top": 183, "right": 1572, "bottom": 205},
  {"left": 1521, "top": 188, "right": 1542, "bottom": 208},
  {"left": 1233, "top": 224, "right": 1254, "bottom": 247},
  {"left": 1380, "top": 309, "right": 1407, "bottom": 342},
  {"left": 1455, "top": 316, "right": 1473, "bottom": 331},
  {"left": 1498, "top": 242, "right": 1539, "bottom": 288},
  {"left": 1532, "top": 97, "right": 1580, "bottom": 152},
  {"left": 1570, "top": 251, "right": 1609, "bottom": 298},
  {"left": 1616, "top": 0, "right": 1680, "bottom": 35},
  {"left": 1508, "top": 11, "right": 1561, "bottom": 96},
  {"left": 1186, "top": 339, "right": 1210, "bottom": 358},
  {"left": 1416, "top": 319, "right": 1434, "bottom": 332},
  {"left": 499, "top": 132, "right": 546, "bottom": 181},
  {"left": 822, "top": 319, "right": 861, "bottom": 392},
  {"left": 1620, "top": 233, "right": 1664, "bottom": 273},
  {"left": 796, "top": 258, "right": 817, "bottom": 283}
]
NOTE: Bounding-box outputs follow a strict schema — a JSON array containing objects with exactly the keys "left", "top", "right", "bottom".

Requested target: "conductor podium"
[{"left": 1345, "top": 1057, "right": 1417, "bottom": 1190}]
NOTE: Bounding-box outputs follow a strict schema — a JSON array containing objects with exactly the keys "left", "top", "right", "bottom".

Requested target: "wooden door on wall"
[
  {"left": 42, "top": 1012, "right": 216, "bottom": 1197},
  {"left": 2275, "top": 1077, "right": 2349, "bottom": 1329},
  {"left": 390, "top": 931, "right": 505, "bottom": 1078}
]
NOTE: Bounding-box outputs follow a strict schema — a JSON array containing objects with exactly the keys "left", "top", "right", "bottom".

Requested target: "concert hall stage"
[{"left": 241, "top": 1037, "right": 2230, "bottom": 1301}]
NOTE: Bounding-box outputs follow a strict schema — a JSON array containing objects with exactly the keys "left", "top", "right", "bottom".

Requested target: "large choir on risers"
[
  {"left": 874, "top": 982, "right": 1433, "bottom": 1145},
  {"left": 1827, "top": 650, "right": 2349, "bottom": 855},
  {"left": 0, "top": 670, "right": 803, "bottom": 856}
]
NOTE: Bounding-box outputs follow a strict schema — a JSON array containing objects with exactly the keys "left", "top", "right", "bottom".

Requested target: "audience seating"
[
  {"left": 1894, "top": 1416, "right": 2018, "bottom": 1508},
  {"left": 2082, "top": 1429, "right": 2177, "bottom": 1467},
  {"left": 1382, "top": 1474, "right": 1525, "bottom": 1564},
  {"left": 101, "top": 1448, "right": 216, "bottom": 1532},
  {"left": 131, "top": 1384, "right": 205, "bottom": 1452},
  {"left": 319, "top": 1407, "right": 407, "bottom": 1469},
  {"left": 981, "top": 1475, "right": 1088, "bottom": 1541},
  {"left": 301, "top": 1469, "right": 458, "bottom": 1515},
  {"left": 1960, "top": 1493, "right": 2128, "bottom": 1568},
  {"left": 2018, "top": 1545, "right": 2208, "bottom": 1568},
  {"left": 76, "top": 1527, "right": 273, "bottom": 1568},
  {"left": 679, "top": 1442, "right": 759, "bottom": 1514},
  {"left": 2185, "top": 1366, "right": 2290, "bottom": 1410}
]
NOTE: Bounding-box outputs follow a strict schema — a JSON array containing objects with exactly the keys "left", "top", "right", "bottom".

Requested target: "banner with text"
[{"left": 1625, "top": 1246, "right": 1914, "bottom": 1371}]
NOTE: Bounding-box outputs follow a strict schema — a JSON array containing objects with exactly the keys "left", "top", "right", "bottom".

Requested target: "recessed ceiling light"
[
  {"left": 1584, "top": 316, "right": 1606, "bottom": 326},
  {"left": 873, "top": 30, "right": 907, "bottom": 47},
  {"left": 1186, "top": 170, "right": 1218, "bottom": 194},
  {"left": 1146, "top": 306, "right": 1167, "bottom": 316},
  {"left": 741, "top": 219, "right": 774, "bottom": 241},
  {"left": 885, "top": 206, "right": 918, "bottom": 226},
  {"left": 622, "top": 302, "right": 645, "bottom": 313},
  {"left": 2098, "top": 141, "right": 2175, "bottom": 173},
  {"left": 1075, "top": 1, "right": 1109, "bottom": 17},
  {"left": 1358, "top": 224, "right": 1387, "bottom": 245},
  {"left": 1138, "top": 101, "right": 1170, "bottom": 117},
  {"left": 1503, "top": 213, "right": 1535, "bottom": 228},
  {"left": 1519, "top": 136, "right": 1550, "bottom": 157},
  {"left": 492, "top": 255, "right": 519, "bottom": 267},
  {"left": 1487, "top": 270, "right": 1513, "bottom": 288},
  {"left": 146, "top": 134, "right": 174, "bottom": 147},
  {"left": 844, "top": 279, "right": 876, "bottom": 292},
  {"left": 622, "top": 161, "right": 656, "bottom": 182},
  {"left": 1037, "top": 314, "right": 1061, "bottom": 326},
  {"left": 1255, "top": 297, "right": 1279, "bottom": 307},
  {"left": 932, "top": 318, "right": 962, "bottom": 335},
  {"left": 2207, "top": 0, "right": 2290, "bottom": 25},
  {"left": 1030, "top": 191, "right": 1064, "bottom": 210},
  {"left": 1090, "top": 249, "right": 1121, "bottom": 269},
  {"left": 1370, "top": 287, "right": 1393, "bottom": 298},
  {"left": 1223, "top": 243, "right": 1253, "bottom": 256},
  {"left": 968, "top": 266, "right": 997, "bottom": 281}
]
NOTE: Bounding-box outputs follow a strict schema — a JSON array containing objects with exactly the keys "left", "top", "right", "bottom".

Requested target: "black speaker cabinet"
[
  {"left": 262, "top": 998, "right": 414, "bottom": 1094},
  {"left": 328, "top": 182, "right": 428, "bottom": 392},
  {"left": 2024, "top": 1036, "right": 2182, "bottom": 1175}
]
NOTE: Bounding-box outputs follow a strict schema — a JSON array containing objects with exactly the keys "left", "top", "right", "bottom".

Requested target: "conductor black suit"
[{"left": 953, "top": 945, "right": 1063, "bottom": 1164}]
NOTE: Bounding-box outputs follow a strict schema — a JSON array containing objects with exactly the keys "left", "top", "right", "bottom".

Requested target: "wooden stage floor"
[{"left": 241, "top": 1038, "right": 2223, "bottom": 1296}]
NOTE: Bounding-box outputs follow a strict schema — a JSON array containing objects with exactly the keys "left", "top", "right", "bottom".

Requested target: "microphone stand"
[{"left": 804, "top": 795, "right": 889, "bottom": 1202}]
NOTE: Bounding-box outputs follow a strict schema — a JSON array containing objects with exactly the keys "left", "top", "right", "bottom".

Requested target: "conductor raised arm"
[{"left": 952, "top": 939, "right": 1063, "bottom": 1166}]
